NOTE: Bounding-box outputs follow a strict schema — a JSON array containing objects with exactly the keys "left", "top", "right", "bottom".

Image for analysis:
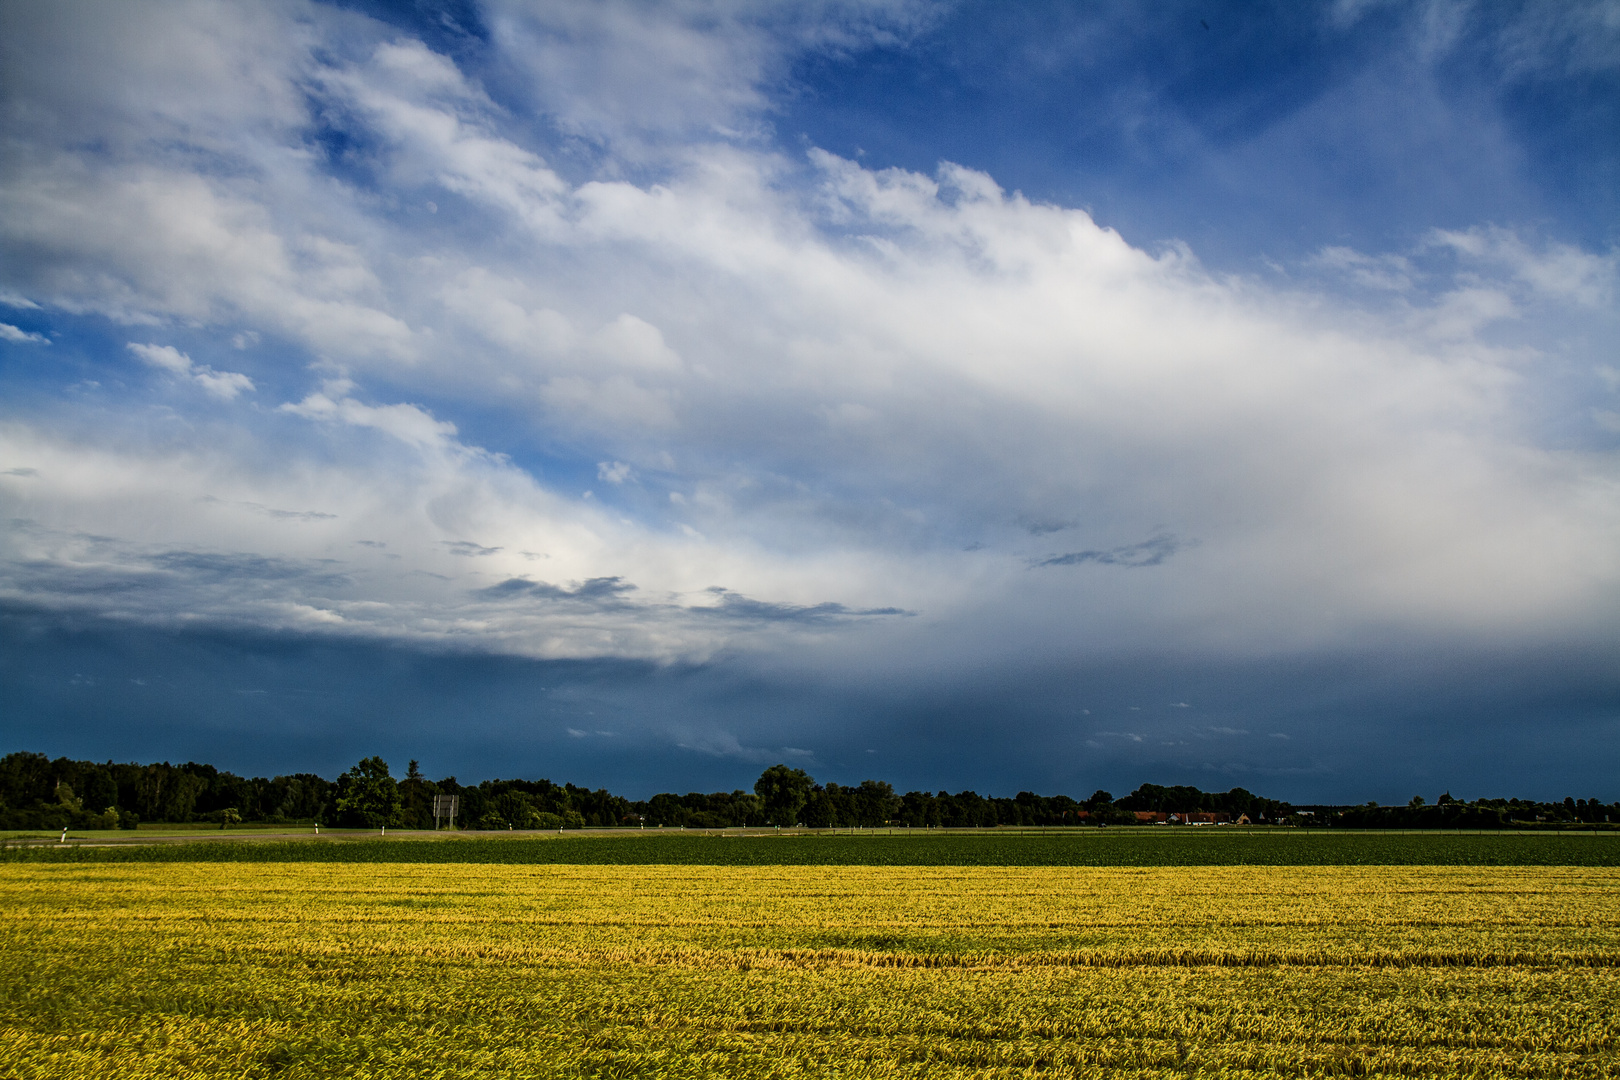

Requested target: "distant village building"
[{"left": 1157, "top": 811, "right": 1235, "bottom": 825}]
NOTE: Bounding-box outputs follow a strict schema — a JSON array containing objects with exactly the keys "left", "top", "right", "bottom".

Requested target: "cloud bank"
[{"left": 0, "top": 0, "right": 1616, "bottom": 793}]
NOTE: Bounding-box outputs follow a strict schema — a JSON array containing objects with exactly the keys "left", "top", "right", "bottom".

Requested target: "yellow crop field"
[{"left": 2, "top": 863, "right": 1617, "bottom": 1078}]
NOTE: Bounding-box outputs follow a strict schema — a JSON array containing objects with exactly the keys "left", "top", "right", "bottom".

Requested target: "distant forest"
[{"left": 1, "top": 751, "right": 1614, "bottom": 832}]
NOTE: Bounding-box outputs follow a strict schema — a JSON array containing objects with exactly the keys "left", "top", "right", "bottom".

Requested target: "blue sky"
[{"left": 2, "top": 0, "right": 1617, "bottom": 801}]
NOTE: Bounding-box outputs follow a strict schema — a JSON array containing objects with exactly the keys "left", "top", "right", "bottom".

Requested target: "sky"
[{"left": 1, "top": 0, "right": 1617, "bottom": 802}]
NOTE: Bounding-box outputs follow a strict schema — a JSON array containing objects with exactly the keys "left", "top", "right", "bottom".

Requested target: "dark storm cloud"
[
  {"left": 198, "top": 496, "right": 336, "bottom": 521},
  {"left": 2, "top": 607, "right": 1615, "bottom": 801},
  {"left": 3, "top": 545, "right": 352, "bottom": 617},
  {"left": 1033, "top": 534, "right": 1182, "bottom": 568},
  {"left": 474, "top": 576, "right": 637, "bottom": 604},
  {"left": 8, "top": 561, "right": 161, "bottom": 596},
  {"left": 1019, "top": 516, "right": 1076, "bottom": 536},
  {"left": 150, "top": 551, "right": 346, "bottom": 583},
  {"left": 695, "top": 587, "right": 912, "bottom": 624},
  {"left": 441, "top": 541, "right": 502, "bottom": 557},
  {"left": 471, "top": 579, "right": 911, "bottom": 623}
]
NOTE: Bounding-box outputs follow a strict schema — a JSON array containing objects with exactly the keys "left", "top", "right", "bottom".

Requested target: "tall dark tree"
[
  {"left": 754, "top": 764, "right": 814, "bottom": 825},
  {"left": 852, "top": 779, "right": 901, "bottom": 825},
  {"left": 398, "top": 759, "right": 435, "bottom": 829},
  {"left": 334, "top": 757, "right": 403, "bottom": 828},
  {"left": 801, "top": 788, "right": 837, "bottom": 828}
]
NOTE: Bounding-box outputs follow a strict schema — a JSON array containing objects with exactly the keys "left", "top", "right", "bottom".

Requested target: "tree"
[
  {"left": 755, "top": 764, "right": 814, "bottom": 825},
  {"left": 398, "top": 759, "right": 435, "bottom": 830},
  {"left": 802, "top": 788, "right": 837, "bottom": 828},
  {"left": 852, "top": 780, "right": 900, "bottom": 826},
  {"left": 334, "top": 757, "right": 403, "bottom": 828},
  {"left": 486, "top": 790, "right": 540, "bottom": 829}
]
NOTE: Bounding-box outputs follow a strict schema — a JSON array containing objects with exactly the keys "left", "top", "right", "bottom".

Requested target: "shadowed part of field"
[{"left": 6, "top": 829, "right": 1620, "bottom": 866}]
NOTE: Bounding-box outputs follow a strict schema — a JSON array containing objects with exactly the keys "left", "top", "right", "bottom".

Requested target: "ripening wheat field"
[{"left": 2, "top": 862, "right": 1617, "bottom": 1078}]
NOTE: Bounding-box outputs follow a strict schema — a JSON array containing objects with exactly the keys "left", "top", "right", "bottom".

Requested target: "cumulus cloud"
[
  {"left": 280, "top": 383, "right": 456, "bottom": 450},
  {"left": 128, "top": 342, "right": 254, "bottom": 400}
]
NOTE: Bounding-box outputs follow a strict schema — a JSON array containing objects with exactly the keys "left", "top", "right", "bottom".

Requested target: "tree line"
[
  {"left": 1335, "top": 792, "right": 1616, "bottom": 829},
  {"left": 0, "top": 751, "right": 1611, "bottom": 831}
]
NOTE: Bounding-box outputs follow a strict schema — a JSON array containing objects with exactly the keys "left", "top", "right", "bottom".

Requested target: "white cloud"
[
  {"left": 128, "top": 342, "right": 255, "bottom": 399},
  {"left": 191, "top": 368, "right": 256, "bottom": 400},
  {"left": 1418, "top": 286, "right": 1518, "bottom": 341},
  {"left": 128, "top": 342, "right": 193, "bottom": 374},
  {"left": 1492, "top": 1, "right": 1620, "bottom": 79},
  {"left": 279, "top": 383, "right": 458, "bottom": 451},
  {"left": 590, "top": 314, "right": 684, "bottom": 372},
  {"left": 0, "top": 322, "right": 48, "bottom": 343},
  {"left": 483, "top": 0, "right": 934, "bottom": 152},
  {"left": 1427, "top": 226, "right": 1618, "bottom": 309},
  {"left": 1310, "top": 246, "right": 1415, "bottom": 292}
]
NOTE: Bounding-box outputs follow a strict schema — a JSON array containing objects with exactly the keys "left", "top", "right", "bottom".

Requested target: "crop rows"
[{"left": 2, "top": 864, "right": 1617, "bottom": 1078}]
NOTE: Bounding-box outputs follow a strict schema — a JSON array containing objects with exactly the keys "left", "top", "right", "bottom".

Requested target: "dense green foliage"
[
  {"left": 0, "top": 751, "right": 332, "bottom": 831},
  {"left": 333, "top": 756, "right": 404, "bottom": 828},
  {"left": 753, "top": 763, "right": 815, "bottom": 825},
  {"left": 1337, "top": 793, "right": 1619, "bottom": 829},
  {"left": 3, "top": 750, "right": 1614, "bottom": 833},
  {"left": 0, "top": 751, "right": 636, "bottom": 832},
  {"left": 6, "top": 830, "right": 1618, "bottom": 866}
]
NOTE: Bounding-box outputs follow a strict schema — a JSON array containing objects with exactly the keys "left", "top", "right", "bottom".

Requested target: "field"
[
  {"left": 3, "top": 855, "right": 1618, "bottom": 1078},
  {"left": 7, "top": 828, "right": 1620, "bottom": 866}
]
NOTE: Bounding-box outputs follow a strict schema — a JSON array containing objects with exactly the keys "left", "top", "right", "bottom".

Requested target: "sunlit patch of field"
[{"left": 2, "top": 864, "right": 1617, "bottom": 1078}]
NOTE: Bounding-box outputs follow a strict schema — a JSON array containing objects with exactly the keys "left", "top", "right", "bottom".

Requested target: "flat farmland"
[
  {"left": 10, "top": 829, "right": 1620, "bottom": 866},
  {"left": 2, "top": 862, "right": 1618, "bottom": 1078}
]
